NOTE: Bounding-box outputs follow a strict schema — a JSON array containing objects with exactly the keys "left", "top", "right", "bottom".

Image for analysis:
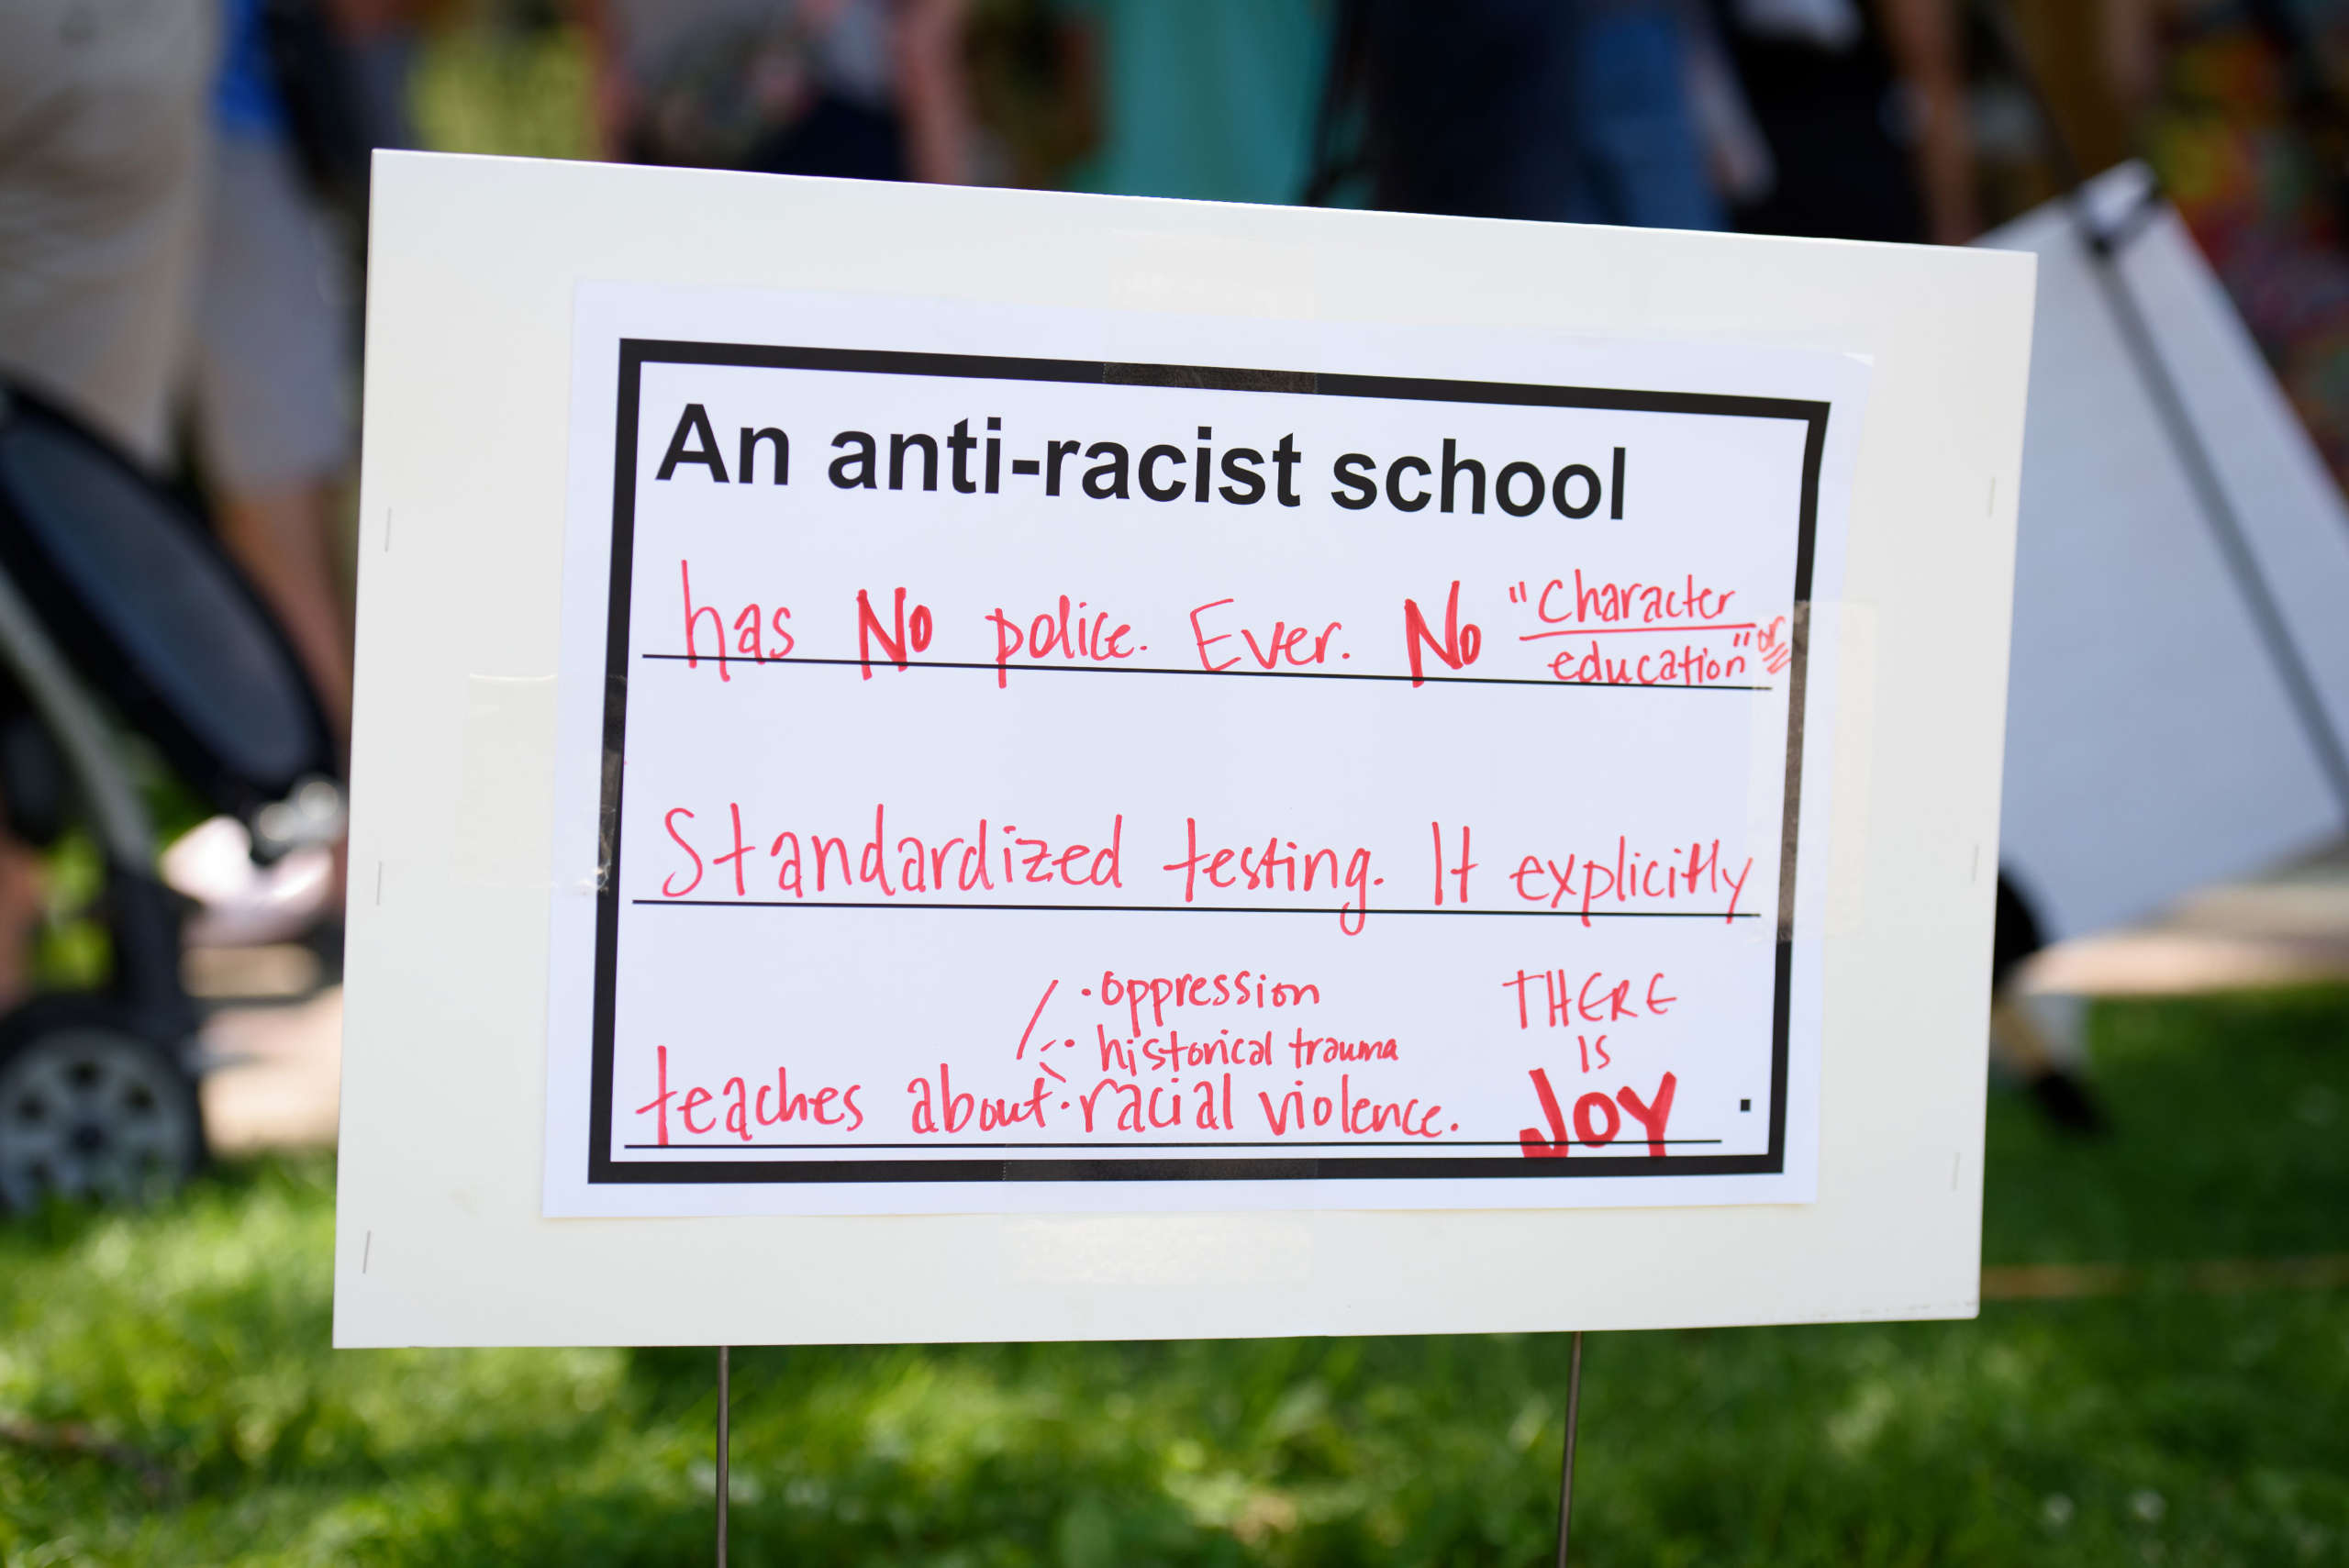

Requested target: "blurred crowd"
[{"left": 6, "top": 0, "right": 2349, "bottom": 761}]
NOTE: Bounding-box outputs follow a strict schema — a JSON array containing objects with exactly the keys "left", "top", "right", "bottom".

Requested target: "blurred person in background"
[
  {"left": 955, "top": 0, "right": 1096, "bottom": 187},
  {"left": 167, "top": 0, "right": 399, "bottom": 947},
  {"left": 334, "top": 0, "right": 430, "bottom": 156},
  {"left": 192, "top": 0, "right": 372, "bottom": 752},
  {"left": 0, "top": 0, "right": 221, "bottom": 1007},
  {"left": 1051, "top": 0, "right": 1332, "bottom": 206},
  {"left": 0, "top": 0, "right": 217, "bottom": 473},
  {"left": 578, "top": 0, "right": 975, "bottom": 183},
  {"left": 1707, "top": 0, "right": 1978, "bottom": 242},
  {"left": 1321, "top": 0, "right": 1724, "bottom": 228}
]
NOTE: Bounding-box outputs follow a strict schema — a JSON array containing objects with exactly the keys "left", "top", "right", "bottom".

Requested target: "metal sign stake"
[
  {"left": 1554, "top": 1330, "right": 1584, "bottom": 1567},
  {"left": 709, "top": 1351, "right": 728, "bottom": 1568}
]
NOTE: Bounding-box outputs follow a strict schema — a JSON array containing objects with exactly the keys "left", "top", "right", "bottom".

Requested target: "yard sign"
[{"left": 336, "top": 153, "right": 2032, "bottom": 1344}]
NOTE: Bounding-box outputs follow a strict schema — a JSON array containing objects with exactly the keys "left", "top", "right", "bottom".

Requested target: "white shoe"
[{"left": 161, "top": 816, "right": 337, "bottom": 950}]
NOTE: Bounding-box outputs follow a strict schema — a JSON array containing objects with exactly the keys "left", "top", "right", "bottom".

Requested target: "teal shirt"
[{"left": 1065, "top": 0, "right": 1332, "bottom": 206}]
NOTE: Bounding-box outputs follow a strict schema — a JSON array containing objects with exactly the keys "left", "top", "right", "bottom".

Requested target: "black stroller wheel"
[{"left": 0, "top": 999, "right": 201, "bottom": 1211}]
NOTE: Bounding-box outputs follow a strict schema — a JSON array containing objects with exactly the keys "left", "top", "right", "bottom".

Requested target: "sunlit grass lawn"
[{"left": 4, "top": 990, "right": 2345, "bottom": 1566}]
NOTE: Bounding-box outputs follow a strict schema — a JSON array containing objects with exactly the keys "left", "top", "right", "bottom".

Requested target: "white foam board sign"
[{"left": 334, "top": 152, "right": 2032, "bottom": 1346}]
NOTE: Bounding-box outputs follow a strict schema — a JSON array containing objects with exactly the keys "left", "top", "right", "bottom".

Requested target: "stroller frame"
[{"left": 0, "top": 379, "right": 341, "bottom": 1209}]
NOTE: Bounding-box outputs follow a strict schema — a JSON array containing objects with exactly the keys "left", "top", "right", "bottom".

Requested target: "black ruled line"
[
  {"left": 635, "top": 652, "right": 1771, "bottom": 693},
  {"left": 633, "top": 898, "right": 1759, "bottom": 918}
]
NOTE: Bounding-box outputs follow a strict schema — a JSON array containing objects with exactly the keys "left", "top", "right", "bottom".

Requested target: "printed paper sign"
[{"left": 544, "top": 289, "right": 1858, "bottom": 1216}]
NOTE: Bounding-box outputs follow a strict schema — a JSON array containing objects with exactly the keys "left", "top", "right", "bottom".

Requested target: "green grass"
[{"left": 4, "top": 991, "right": 2347, "bottom": 1565}]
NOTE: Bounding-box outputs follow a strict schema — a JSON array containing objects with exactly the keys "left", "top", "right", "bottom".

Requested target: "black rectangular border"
[{"left": 586, "top": 341, "right": 1826, "bottom": 1185}]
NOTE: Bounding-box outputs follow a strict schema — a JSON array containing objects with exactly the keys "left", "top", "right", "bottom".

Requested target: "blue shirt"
[{"left": 215, "top": 0, "right": 286, "bottom": 138}]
